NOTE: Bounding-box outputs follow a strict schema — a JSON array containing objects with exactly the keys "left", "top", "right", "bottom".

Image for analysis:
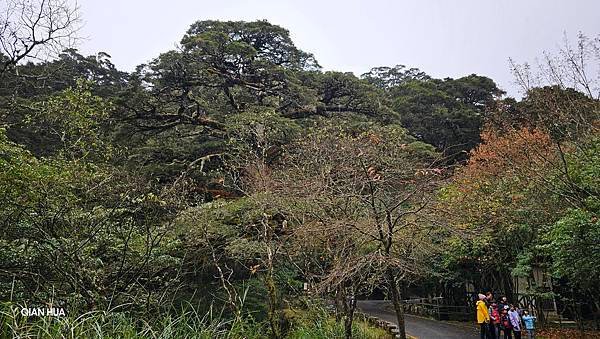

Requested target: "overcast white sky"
[{"left": 78, "top": 0, "right": 600, "bottom": 98}]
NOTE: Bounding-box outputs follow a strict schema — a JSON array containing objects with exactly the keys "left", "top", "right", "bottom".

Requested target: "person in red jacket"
[
  {"left": 500, "top": 308, "right": 513, "bottom": 339},
  {"left": 489, "top": 302, "right": 501, "bottom": 339}
]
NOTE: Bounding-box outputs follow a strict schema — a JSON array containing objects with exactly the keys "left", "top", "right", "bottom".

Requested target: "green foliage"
[
  {"left": 0, "top": 127, "right": 89, "bottom": 247},
  {"left": 0, "top": 49, "right": 127, "bottom": 100},
  {"left": 174, "top": 195, "right": 298, "bottom": 320},
  {"left": 313, "top": 71, "right": 397, "bottom": 120},
  {"left": 517, "top": 86, "right": 599, "bottom": 142},
  {"left": 543, "top": 209, "right": 600, "bottom": 292},
  {"left": 0, "top": 302, "right": 265, "bottom": 339},
  {"left": 437, "top": 73, "right": 599, "bottom": 315},
  {"left": 181, "top": 20, "right": 319, "bottom": 72},
  {"left": 225, "top": 108, "right": 302, "bottom": 167},
  {"left": 538, "top": 137, "right": 600, "bottom": 295},
  {"left": 565, "top": 137, "right": 600, "bottom": 211},
  {"left": 24, "top": 80, "right": 114, "bottom": 160},
  {"left": 362, "top": 64, "right": 430, "bottom": 89},
  {"left": 286, "top": 306, "right": 387, "bottom": 339},
  {"left": 388, "top": 75, "right": 501, "bottom": 157},
  {"left": 0, "top": 121, "right": 181, "bottom": 313},
  {"left": 2, "top": 15, "right": 597, "bottom": 337},
  {"left": 0, "top": 301, "right": 385, "bottom": 339}
]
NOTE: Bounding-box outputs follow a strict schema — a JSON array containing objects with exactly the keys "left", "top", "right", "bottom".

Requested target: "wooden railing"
[{"left": 402, "top": 297, "right": 473, "bottom": 321}]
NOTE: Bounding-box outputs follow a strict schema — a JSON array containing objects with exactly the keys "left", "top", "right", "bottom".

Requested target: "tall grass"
[
  {"left": 0, "top": 301, "right": 384, "bottom": 338},
  {"left": 0, "top": 302, "right": 265, "bottom": 339},
  {"left": 285, "top": 306, "right": 388, "bottom": 339}
]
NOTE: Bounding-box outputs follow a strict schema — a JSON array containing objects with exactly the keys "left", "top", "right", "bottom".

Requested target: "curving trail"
[{"left": 357, "top": 300, "right": 479, "bottom": 339}]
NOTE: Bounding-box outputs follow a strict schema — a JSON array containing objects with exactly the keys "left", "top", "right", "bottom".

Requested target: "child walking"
[{"left": 522, "top": 310, "right": 536, "bottom": 339}]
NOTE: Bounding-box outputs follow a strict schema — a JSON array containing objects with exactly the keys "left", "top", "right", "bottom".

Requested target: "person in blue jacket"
[{"left": 521, "top": 310, "right": 536, "bottom": 339}]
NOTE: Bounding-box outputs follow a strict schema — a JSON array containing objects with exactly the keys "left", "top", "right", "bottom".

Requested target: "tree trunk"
[
  {"left": 343, "top": 308, "right": 355, "bottom": 339},
  {"left": 335, "top": 287, "right": 343, "bottom": 322},
  {"left": 593, "top": 298, "right": 600, "bottom": 331},
  {"left": 264, "top": 241, "right": 281, "bottom": 339},
  {"left": 388, "top": 269, "right": 406, "bottom": 339},
  {"left": 340, "top": 288, "right": 356, "bottom": 339}
]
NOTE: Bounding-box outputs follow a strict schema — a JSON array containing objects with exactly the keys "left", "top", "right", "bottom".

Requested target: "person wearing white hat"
[{"left": 477, "top": 293, "right": 491, "bottom": 339}]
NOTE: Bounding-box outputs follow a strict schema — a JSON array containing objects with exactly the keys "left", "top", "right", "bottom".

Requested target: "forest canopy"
[{"left": 1, "top": 4, "right": 599, "bottom": 338}]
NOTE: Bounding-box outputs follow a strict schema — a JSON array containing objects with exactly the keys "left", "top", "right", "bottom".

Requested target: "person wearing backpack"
[
  {"left": 521, "top": 310, "right": 536, "bottom": 339},
  {"left": 500, "top": 308, "right": 513, "bottom": 339}
]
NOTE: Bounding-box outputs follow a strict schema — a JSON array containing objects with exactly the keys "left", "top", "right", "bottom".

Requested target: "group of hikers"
[{"left": 476, "top": 292, "right": 537, "bottom": 339}]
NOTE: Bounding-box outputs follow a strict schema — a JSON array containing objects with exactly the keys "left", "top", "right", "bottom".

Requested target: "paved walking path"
[{"left": 357, "top": 300, "right": 479, "bottom": 339}]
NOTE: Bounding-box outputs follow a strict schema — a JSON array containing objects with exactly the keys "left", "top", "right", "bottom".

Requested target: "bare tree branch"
[{"left": 0, "top": 0, "right": 81, "bottom": 74}]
